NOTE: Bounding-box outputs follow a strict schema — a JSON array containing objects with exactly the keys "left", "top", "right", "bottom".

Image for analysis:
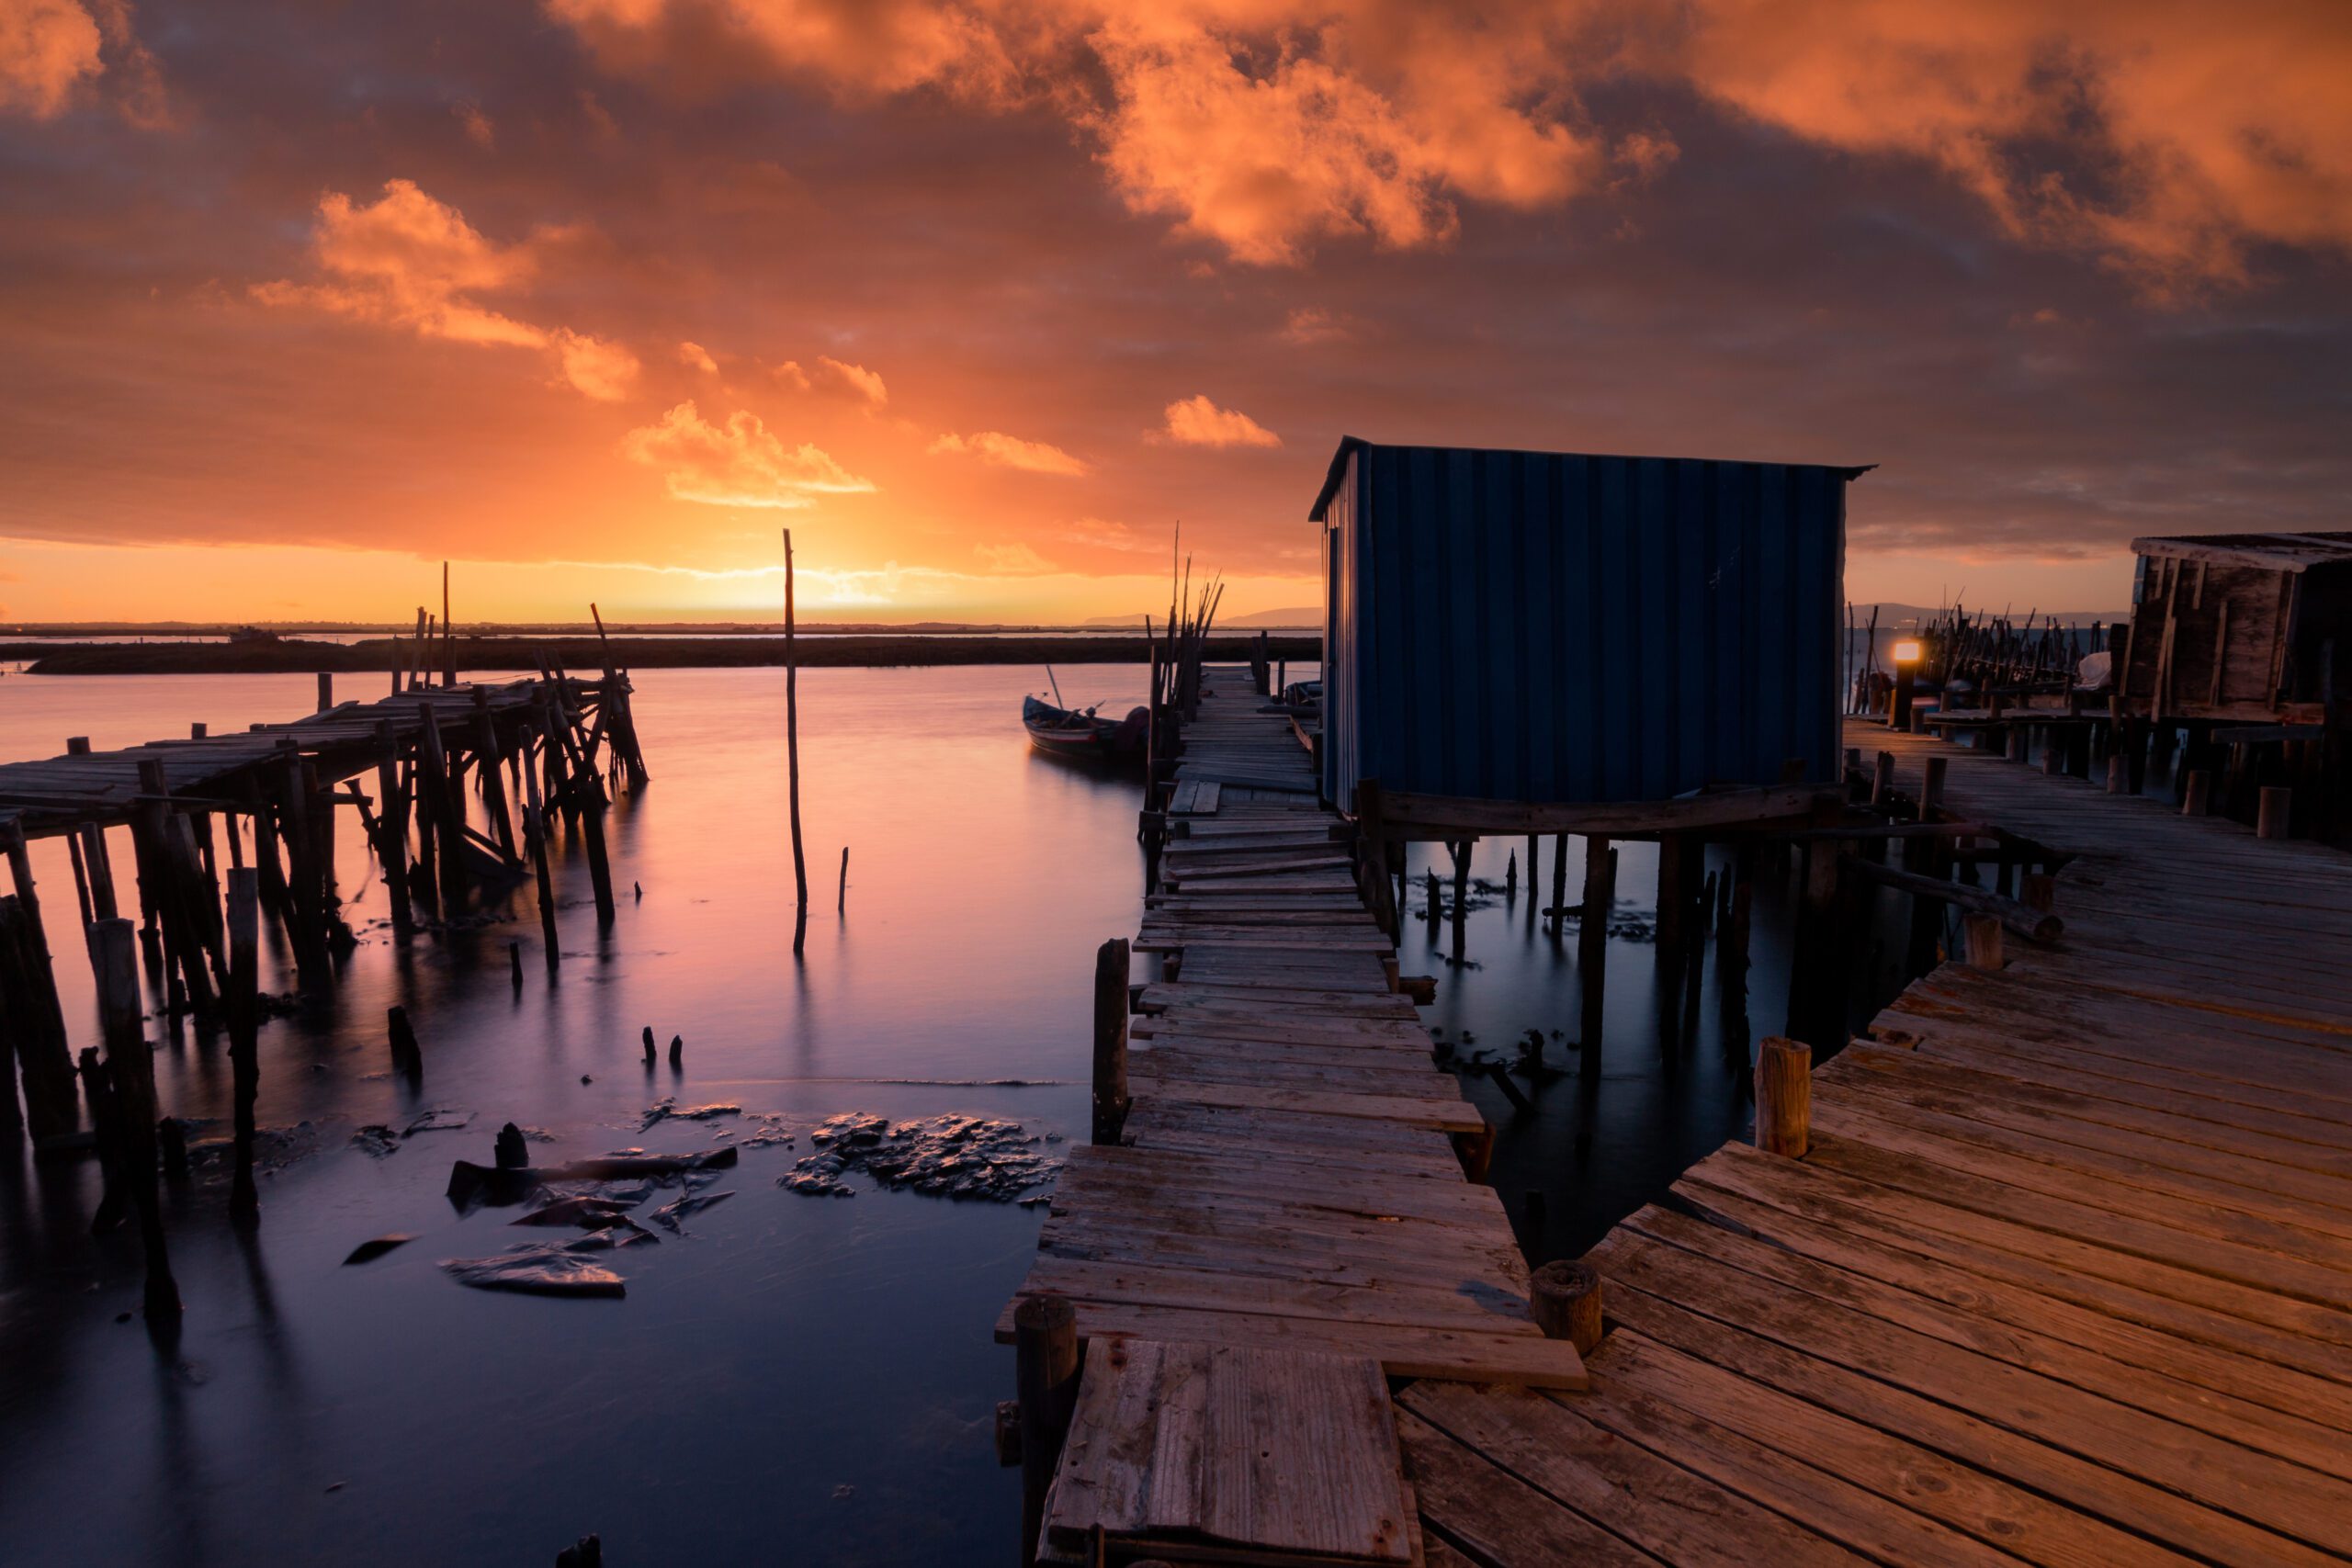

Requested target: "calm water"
[
  {"left": 0, "top": 662, "right": 1842, "bottom": 1565},
  {"left": 0, "top": 665, "right": 1148, "bottom": 1567}
]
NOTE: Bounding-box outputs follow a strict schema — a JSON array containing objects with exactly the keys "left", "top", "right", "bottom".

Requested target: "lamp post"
[{"left": 1891, "top": 639, "right": 1922, "bottom": 730}]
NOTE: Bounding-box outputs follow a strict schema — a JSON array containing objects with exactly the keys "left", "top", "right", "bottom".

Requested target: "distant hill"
[{"left": 1082, "top": 606, "right": 1321, "bottom": 630}]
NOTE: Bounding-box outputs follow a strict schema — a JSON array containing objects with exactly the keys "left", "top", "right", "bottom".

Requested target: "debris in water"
[
  {"left": 343, "top": 1234, "right": 418, "bottom": 1266},
  {"left": 447, "top": 1145, "right": 738, "bottom": 1209},
  {"left": 560, "top": 1216, "right": 662, "bottom": 1248},
  {"left": 650, "top": 1190, "right": 735, "bottom": 1233},
  {"left": 404, "top": 1107, "right": 474, "bottom": 1137},
  {"left": 439, "top": 1243, "right": 626, "bottom": 1298},
  {"left": 495, "top": 1122, "right": 530, "bottom": 1170},
  {"left": 785, "top": 1113, "right": 1060, "bottom": 1201},
  {"left": 351, "top": 1125, "right": 400, "bottom": 1158},
  {"left": 737, "top": 1112, "right": 795, "bottom": 1151}
]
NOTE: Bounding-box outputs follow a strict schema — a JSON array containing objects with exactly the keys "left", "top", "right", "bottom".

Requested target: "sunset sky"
[{"left": 2, "top": 1, "right": 2346, "bottom": 624}]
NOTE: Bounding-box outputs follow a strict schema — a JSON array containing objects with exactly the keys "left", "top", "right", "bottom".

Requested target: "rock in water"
[
  {"left": 342, "top": 1234, "right": 418, "bottom": 1266},
  {"left": 650, "top": 1190, "right": 735, "bottom": 1233},
  {"left": 440, "top": 1244, "right": 626, "bottom": 1298},
  {"left": 511, "top": 1195, "right": 639, "bottom": 1228}
]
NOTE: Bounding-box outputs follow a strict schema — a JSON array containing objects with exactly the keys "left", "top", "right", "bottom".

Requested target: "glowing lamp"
[{"left": 1892, "top": 639, "right": 1923, "bottom": 664}]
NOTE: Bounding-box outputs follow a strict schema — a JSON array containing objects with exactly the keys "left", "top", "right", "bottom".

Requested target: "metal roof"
[
  {"left": 2132, "top": 532, "right": 2352, "bottom": 573},
  {"left": 1308, "top": 435, "right": 1872, "bottom": 522}
]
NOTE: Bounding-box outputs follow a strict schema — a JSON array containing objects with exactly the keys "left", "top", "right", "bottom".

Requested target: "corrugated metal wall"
[{"left": 1323, "top": 443, "right": 1850, "bottom": 807}]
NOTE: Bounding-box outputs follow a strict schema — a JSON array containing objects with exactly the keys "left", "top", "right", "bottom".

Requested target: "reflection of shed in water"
[
  {"left": 2119, "top": 532, "right": 2352, "bottom": 724},
  {"left": 1310, "top": 436, "right": 1870, "bottom": 837}
]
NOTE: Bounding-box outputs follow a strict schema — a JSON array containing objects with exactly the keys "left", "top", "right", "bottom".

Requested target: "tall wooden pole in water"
[{"left": 784, "top": 530, "right": 808, "bottom": 953}]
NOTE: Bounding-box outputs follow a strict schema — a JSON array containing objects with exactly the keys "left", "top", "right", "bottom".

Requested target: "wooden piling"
[
  {"left": 520, "top": 723, "right": 560, "bottom": 975},
  {"left": 1655, "top": 835, "right": 1687, "bottom": 961},
  {"left": 784, "top": 528, "right": 808, "bottom": 954},
  {"left": 2181, "top": 769, "right": 2213, "bottom": 817},
  {"left": 836, "top": 846, "right": 849, "bottom": 913},
  {"left": 316, "top": 671, "right": 333, "bottom": 713},
  {"left": 2258, "top": 785, "right": 2291, "bottom": 840},
  {"left": 415, "top": 704, "right": 469, "bottom": 905},
  {"left": 0, "top": 894, "right": 77, "bottom": 1143},
  {"left": 1014, "top": 1293, "right": 1081, "bottom": 1568},
  {"left": 387, "top": 1004, "right": 422, "bottom": 1077},
  {"left": 1578, "top": 837, "right": 1614, "bottom": 1066},
  {"left": 1530, "top": 1259, "right": 1604, "bottom": 1354},
  {"left": 1870, "top": 751, "right": 1894, "bottom": 807},
  {"left": 1549, "top": 832, "right": 1567, "bottom": 931},
  {"left": 1754, "top": 1034, "right": 1811, "bottom": 1157},
  {"left": 372, "top": 722, "right": 413, "bottom": 936},
  {"left": 1092, "top": 937, "right": 1130, "bottom": 1145},
  {"left": 226, "top": 869, "right": 260, "bottom": 1224}
]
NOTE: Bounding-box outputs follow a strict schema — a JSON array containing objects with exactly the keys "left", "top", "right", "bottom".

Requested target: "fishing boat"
[{"left": 1023, "top": 694, "right": 1148, "bottom": 761}]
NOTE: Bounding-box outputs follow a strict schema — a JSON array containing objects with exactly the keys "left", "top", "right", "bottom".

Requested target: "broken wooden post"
[
  {"left": 1530, "top": 1259, "right": 1604, "bottom": 1354},
  {"left": 226, "top": 869, "right": 260, "bottom": 1224},
  {"left": 93, "top": 917, "right": 179, "bottom": 1325},
  {"left": 316, "top": 671, "right": 333, "bottom": 713},
  {"left": 1013, "top": 1293, "right": 1080, "bottom": 1568},
  {"left": 1870, "top": 751, "right": 1894, "bottom": 807},
  {"left": 1655, "top": 834, "right": 1687, "bottom": 964},
  {"left": 66, "top": 736, "right": 90, "bottom": 754},
  {"left": 1091, "top": 937, "right": 1130, "bottom": 1145},
  {"left": 837, "top": 846, "right": 849, "bottom": 913},
  {"left": 1963, "top": 912, "right": 2006, "bottom": 970},
  {"left": 2258, "top": 785, "right": 2291, "bottom": 840},
  {"left": 0, "top": 894, "right": 78, "bottom": 1145},
  {"left": 2107, "top": 754, "right": 2127, "bottom": 794},
  {"left": 387, "top": 1005, "right": 422, "bottom": 1077},
  {"left": 2181, "top": 769, "right": 2212, "bottom": 817},
  {"left": 2019, "top": 873, "right": 2056, "bottom": 915},
  {"left": 1754, "top": 1034, "right": 1811, "bottom": 1157}
]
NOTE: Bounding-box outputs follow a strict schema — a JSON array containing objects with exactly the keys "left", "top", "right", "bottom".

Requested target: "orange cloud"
[
  {"left": 1157, "top": 393, "right": 1279, "bottom": 448},
  {"left": 253, "top": 179, "right": 639, "bottom": 399},
  {"left": 456, "top": 100, "right": 496, "bottom": 150},
  {"left": 619, "top": 400, "right": 875, "bottom": 508},
  {"left": 0, "top": 0, "right": 103, "bottom": 118},
  {"left": 678, "top": 339, "right": 718, "bottom": 372},
  {"left": 1280, "top": 305, "right": 1351, "bottom": 344},
  {"left": 1666, "top": 0, "right": 2352, "bottom": 289},
  {"left": 930, "top": 429, "right": 1090, "bottom": 475},
  {"left": 537, "top": 1, "right": 2352, "bottom": 288},
  {"left": 815, "top": 355, "right": 887, "bottom": 407}
]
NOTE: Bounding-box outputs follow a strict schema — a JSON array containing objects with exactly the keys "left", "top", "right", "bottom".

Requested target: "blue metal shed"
[{"left": 1312, "top": 436, "right": 1867, "bottom": 812}]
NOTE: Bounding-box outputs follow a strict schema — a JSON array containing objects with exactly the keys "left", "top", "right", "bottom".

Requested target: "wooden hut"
[
  {"left": 2117, "top": 532, "right": 2352, "bottom": 723},
  {"left": 1311, "top": 436, "right": 1869, "bottom": 839}
]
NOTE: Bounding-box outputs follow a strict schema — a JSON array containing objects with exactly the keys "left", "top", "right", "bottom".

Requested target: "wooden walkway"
[
  {"left": 1409, "top": 717, "right": 2352, "bottom": 1567},
  {"left": 1008, "top": 690, "right": 2352, "bottom": 1565}
]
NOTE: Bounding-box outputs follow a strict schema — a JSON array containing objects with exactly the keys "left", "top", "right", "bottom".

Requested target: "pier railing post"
[
  {"left": 1754, "top": 1034, "right": 1811, "bottom": 1157},
  {"left": 1091, "top": 937, "right": 1130, "bottom": 1145},
  {"left": 1013, "top": 1293, "right": 1080, "bottom": 1567},
  {"left": 2181, "top": 768, "right": 2212, "bottom": 817}
]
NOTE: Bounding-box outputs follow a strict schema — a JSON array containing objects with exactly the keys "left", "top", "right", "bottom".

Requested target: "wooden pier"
[
  {"left": 0, "top": 670, "right": 645, "bottom": 1151},
  {"left": 1003, "top": 674, "right": 2352, "bottom": 1565}
]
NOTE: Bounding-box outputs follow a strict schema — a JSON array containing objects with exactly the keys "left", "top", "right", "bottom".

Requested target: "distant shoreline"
[{"left": 2, "top": 633, "right": 1322, "bottom": 677}]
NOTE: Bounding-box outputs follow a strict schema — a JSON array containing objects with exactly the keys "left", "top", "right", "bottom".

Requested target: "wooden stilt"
[
  {"left": 226, "top": 870, "right": 260, "bottom": 1224},
  {"left": 2258, "top": 785, "right": 2291, "bottom": 840},
  {"left": 521, "top": 723, "right": 560, "bottom": 975},
  {"left": 1578, "top": 837, "right": 1614, "bottom": 1068},
  {"left": 92, "top": 918, "right": 178, "bottom": 1325}
]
